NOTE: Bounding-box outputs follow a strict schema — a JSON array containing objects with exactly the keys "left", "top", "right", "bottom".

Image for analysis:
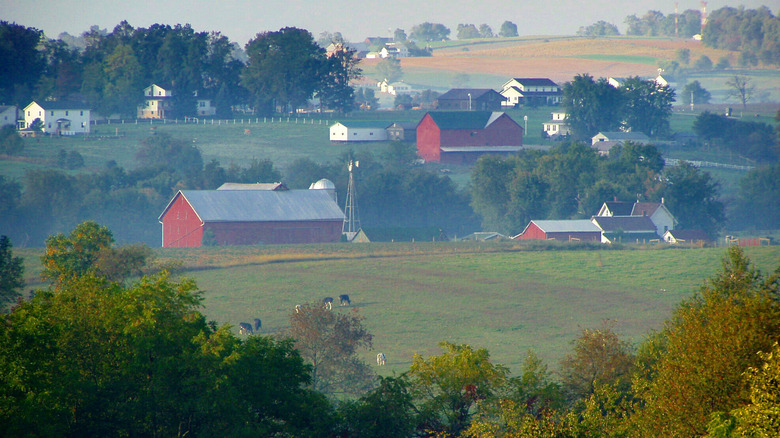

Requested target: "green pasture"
[{"left": 149, "top": 243, "right": 779, "bottom": 376}]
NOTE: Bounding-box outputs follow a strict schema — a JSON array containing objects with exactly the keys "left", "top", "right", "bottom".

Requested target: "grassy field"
[{"left": 18, "top": 243, "right": 775, "bottom": 377}]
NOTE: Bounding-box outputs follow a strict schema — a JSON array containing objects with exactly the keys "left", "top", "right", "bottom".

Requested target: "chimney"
[{"left": 661, "top": 197, "right": 665, "bottom": 204}]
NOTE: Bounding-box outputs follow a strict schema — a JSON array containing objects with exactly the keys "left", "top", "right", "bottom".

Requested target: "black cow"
[
  {"left": 339, "top": 294, "right": 351, "bottom": 306},
  {"left": 239, "top": 322, "right": 253, "bottom": 335},
  {"left": 253, "top": 318, "right": 262, "bottom": 332},
  {"left": 323, "top": 297, "right": 334, "bottom": 310}
]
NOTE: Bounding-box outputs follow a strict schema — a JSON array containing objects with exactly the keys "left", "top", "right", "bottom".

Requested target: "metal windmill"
[{"left": 342, "top": 160, "right": 361, "bottom": 240}]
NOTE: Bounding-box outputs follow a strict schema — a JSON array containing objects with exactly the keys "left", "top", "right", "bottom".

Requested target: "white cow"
[
  {"left": 294, "top": 304, "right": 302, "bottom": 313},
  {"left": 377, "top": 352, "right": 386, "bottom": 366}
]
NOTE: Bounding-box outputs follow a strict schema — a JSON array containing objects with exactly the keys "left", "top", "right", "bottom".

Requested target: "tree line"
[
  {"left": 577, "top": 6, "right": 780, "bottom": 66},
  {"left": 0, "top": 21, "right": 360, "bottom": 118},
  {"left": 0, "top": 132, "right": 476, "bottom": 246},
  {"left": 1, "top": 222, "right": 778, "bottom": 437}
]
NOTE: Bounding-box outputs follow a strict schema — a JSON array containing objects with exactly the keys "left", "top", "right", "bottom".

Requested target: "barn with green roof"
[{"left": 416, "top": 111, "right": 523, "bottom": 163}]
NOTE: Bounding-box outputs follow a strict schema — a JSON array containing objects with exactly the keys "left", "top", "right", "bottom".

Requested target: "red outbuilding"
[
  {"left": 158, "top": 183, "right": 344, "bottom": 247},
  {"left": 514, "top": 220, "right": 602, "bottom": 242},
  {"left": 416, "top": 111, "right": 523, "bottom": 163}
]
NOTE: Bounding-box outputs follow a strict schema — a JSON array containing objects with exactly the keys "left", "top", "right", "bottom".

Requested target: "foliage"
[
  {"left": 561, "top": 74, "right": 624, "bottom": 140},
  {"left": 135, "top": 132, "right": 204, "bottom": 181},
  {"left": 632, "top": 247, "right": 780, "bottom": 437},
  {"left": 376, "top": 57, "right": 403, "bottom": 82},
  {"left": 693, "top": 55, "right": 713, "bottom": 70},
  {"left": 337, "top": 376, "right": 418, "bottom": 438},
  {"left": 457, "top": 24, "right": 481, "bottom": 40},
  {"left": 692, "top": 112, "right": 778, "bottom": 163},
  {"left": 0, "top": 270, "right": 332, "bottom": 437},
  {"left": 0, "top": 126, "right": 24, "bottom": 155},
  {"left": 498, "top": 21, "right": 518, "bottom": 38},
  {"left": 702, "top": 6, "right": 780, "bottom": 66},
  {"left": 725, "top": 75, "right": 755, "bottom": 109},
  {"left": 510, "top": 351, "right": 565, "bottom": 416},
  {"left": 318, "top": 45, "right": 361, "bottom": 113},
  {"left": 624, "top": 9, "right": 702, "bottom": 38},
  {"left": 660, "top": 162, "right": 724, "bottom": 237},
  {"left": 41, "top": 220, "right": 115, "bottom": 288},
  {"left": 410, "top": 22, "right": 451, "bottom": 42},
  {"left": 676, "top": 48, "right": 691, "bottom": 65},
  {"left": 733, "top": 163, "right": 780, "bottom": 230},
  {"left": 559, "top": 323, "right": 635, "bottom": 402},
  {"left": 479, "top": 24, "right": 493, "bottom": 39},
  {"left": 728, "top": 342, "right": 780, "bottom": 437},
  {"left": 470, "top": 141, "right": 664, "bottom": 234},
  {"left": 408, "top": 341, "right": 510, "bottom": 437},
  {"left": 242, "top": 27, "right": 326, "bottom": 114},
  {"left": 0, "top": 21, "right": 45, "bottom": 106},
  {"left": 0, "top": 236, "right": 24, "bottom": 306},
  {"left": 282, "top": 302, "right": 375, "bottom": 397},
  {"left": 621, "top": 76, "right": 675, "bottom": 137},
  {"left": 577, "top": 21, "right": 620, "bottom": 37},
  {"left": 681, "top": 80, "right": 712, "bottom": 105}
]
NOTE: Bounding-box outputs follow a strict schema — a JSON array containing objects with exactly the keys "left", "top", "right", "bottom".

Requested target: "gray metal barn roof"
[
  {"left": 531, "top": 220, "right": 602, "bottom": 233},
  {"left": 159, "top": 189, "right": 345, "bottom": 222}
]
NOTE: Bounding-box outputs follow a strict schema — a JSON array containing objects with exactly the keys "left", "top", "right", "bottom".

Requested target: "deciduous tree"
[
  {"left": 409, "top": 342, "right": 510, "bottom": 437},
  {"left": 559, "top": 323, "right": 635, "bottom": 402},
  {"left": 0, "top": 236, "right": 24, "bottom": 306},
  {"left": 242, "top": 27, "right": 325, "bottom": 114},
  {"left": 499, "top": 21, "right": 518, "bottom": 38},
  {"left": 283, "top": 302, "right": 375, "bottom": 397},
  {"left": 632, "top": 247, "right": 780, "bottom": 437}
]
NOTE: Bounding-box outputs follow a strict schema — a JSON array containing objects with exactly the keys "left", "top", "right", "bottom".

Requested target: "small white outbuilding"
[{"left": 330, "top": 121, "right": 391, "bottom": 142}]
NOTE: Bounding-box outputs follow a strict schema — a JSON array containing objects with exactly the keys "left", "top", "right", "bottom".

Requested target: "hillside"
[
  {"left": 360, "top": 36, "right": 780, "bottom": 102},
  {"left": 33, "top": 242, "right": 769, "bottom": 376}
]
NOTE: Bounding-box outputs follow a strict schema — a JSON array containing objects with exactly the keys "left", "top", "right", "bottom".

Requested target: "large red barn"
[
  {"left": 514, "top": 220, "right": 602, "bottom": 242},
  {"left": 416, "top": 111, "right": 523, "bottom": 163},
  {"left": 158, "top": 185, "right": 344, "bottom": 247}
]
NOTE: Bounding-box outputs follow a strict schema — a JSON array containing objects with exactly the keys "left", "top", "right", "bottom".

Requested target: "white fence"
[{"left": 664, "top": 158, "right": 754, "bottom": 171}]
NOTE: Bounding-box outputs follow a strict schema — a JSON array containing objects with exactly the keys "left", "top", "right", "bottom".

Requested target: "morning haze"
[{"left": 3, "top": 0, "right": 775, "bottom": 43}]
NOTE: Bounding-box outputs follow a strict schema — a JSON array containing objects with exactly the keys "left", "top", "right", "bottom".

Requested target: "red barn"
[
  {"left": 416, "top": 111, "right": 523, "bottom": 163},
  {"left": 514, "top": 220, "right": 602, "bottom": 242},
  {"left": 158, "top": 186, "right": 344, "bottom": 247}
]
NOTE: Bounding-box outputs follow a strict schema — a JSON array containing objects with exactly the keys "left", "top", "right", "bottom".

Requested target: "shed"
[
  {"left": 663, "top": 229, "right": 711, "bottom": 245},
  {"left": 158, "top": 187, "right": 344, "bottom": 247},
  {"left": 416, "top": 111, "right": 523, "bottom": 163},
  {"left": 386, "top": 122, "right": 417, "bottom": 141},
  {"left": 591, "top": 132, "right": 650, "bottom": 155},
  {"left": 330, "top": 121, "right": 391, "bottom": 142},
  {"left": 514, "top": 220, "right": 602, "bottom": 242}
]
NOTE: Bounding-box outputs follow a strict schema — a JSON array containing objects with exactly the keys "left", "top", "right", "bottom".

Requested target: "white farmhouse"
[
  {"left": 22, "top": 101, "right": 91, "bottom": 134},
  {"left": 543, "top": 112, "right": 570, "bottom": 137},
  {"left": 138, "top": 84, "right": 173, "bottom": 119},
  {"left": 0, "top": 105, "right": 18, "bottom": 128},
  {"left": 330, "top": 121, "right": 391, "bottom": 142}
]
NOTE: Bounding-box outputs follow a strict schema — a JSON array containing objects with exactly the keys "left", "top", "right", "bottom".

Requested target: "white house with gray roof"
[{"left": 23, "top": 101, "right": 91, "bottom": 134}]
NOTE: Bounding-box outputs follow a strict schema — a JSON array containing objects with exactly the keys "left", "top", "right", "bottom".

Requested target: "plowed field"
[{"left": 380, "top": 37, "right": 739, "bottom": 84}]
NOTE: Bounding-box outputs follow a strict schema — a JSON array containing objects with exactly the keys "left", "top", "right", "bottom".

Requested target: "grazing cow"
[
  {"left": 294, "top": 304, "right": 302, "bottom": 313},
  {"left": 339, "top": 294, "right": 351, "bottom": 306},
  {"left": 238, "top": 322, "right": 253, "bottom": 335},
  {"left": 323, "top": 297, "right": 334, "bottom": 310},
  {"left": 377, "top": 352, "right": 386, "bottom": 366},
  {"left": 253, "top": 318, "right": 262, "bottom": 332}
]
